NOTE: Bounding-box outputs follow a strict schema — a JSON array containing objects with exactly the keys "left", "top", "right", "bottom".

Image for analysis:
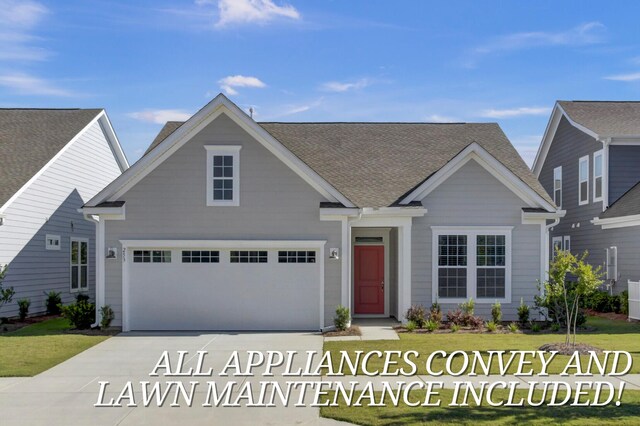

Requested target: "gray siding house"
[
  {"left": 83, "top": 94, "right": 561, "bottom": 331},
  {"left": 534, "top": 101, "right": 640, "bottom": 294},
  {"left": 0, "top": 109, "right": 128, "bottom": 318}
]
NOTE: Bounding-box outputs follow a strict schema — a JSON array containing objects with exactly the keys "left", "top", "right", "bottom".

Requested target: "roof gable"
[
  {"left": 86, "top": 94, "right": 354, "bottom": 208},
  {"left": 0, "top": 109, "right": 128, "bottom": 210}
]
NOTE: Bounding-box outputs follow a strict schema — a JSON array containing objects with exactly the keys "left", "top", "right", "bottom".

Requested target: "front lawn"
[
  {"left": 0, "top": 318, "right": 111, "bottom": 377},
  {"left": 320, "top": 388, "right": 640, "bottom": 426},
  {"left": 324, "top": 316, "right": 640, "bottom": 375}
]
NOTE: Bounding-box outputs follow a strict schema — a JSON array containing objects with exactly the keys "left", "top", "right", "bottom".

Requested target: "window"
[
  {"left": 593, "top": 150, "right": 603, "bottom": 202},
  {"left": 553, "top": 166, "right": 562, "bottom": 207},
  {"left": 437, "top": 235, "right": 468, "bottom": 298},
  {"left": 205, "top": 146, "right": 241, "bottom": 206},
  {"left": 278, "top": 251, "right": 316, "bottom": 263},
  {"left": 579, "top": 156, "right": 589, "bottom": 205},
  {"left": 433, "top": 228, "right": 511, "bottom": 302},
  {"left": 563, "top": 236, "right": 571, "bottom": 253},
  {"left": 552, "top": 236, "right": 571, "bottom": 258},
  {"left": 182, "top": 250, "right": 219, "bottom": 263},
  {"left": 230, "top": 250, "right": 267, "bottom": 263},
  {"left": 133, "top": 250, "right": 171, "bottom": 263},
  {"left": 46, "top": 234, "right": 61, "bottom": 250},
  {"left": 70, "top": 238, "right": 88, "bottom": 291},
  {"left": 476, "top": 235, "right": 506, "bottom": 298}
]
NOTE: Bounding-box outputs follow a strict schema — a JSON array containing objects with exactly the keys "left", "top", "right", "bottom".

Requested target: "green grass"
[
  {"left": 324, "top": 316, "right": 640, "bottom": 375},
  {"left": 320, "top": 389, "right": 640, "bottom": 425},
  {"left": 0, "top": 318, "right": 110, "bottom": 377}
]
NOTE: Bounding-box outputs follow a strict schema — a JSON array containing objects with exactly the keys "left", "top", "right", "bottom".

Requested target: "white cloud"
[
  {"left": 320, "top": 78, "right": 371, "bottom": 93},
  {"left": 425, "top": 114, "right": 461, "bottom": 123},
  {"left": 211, "top": 0, "right": 300, "bottom": 27},
  {"left": 0, "top": 73, "right": 72, "bottom": 96},
  {"left": 218, "top": 75, "right": 266, "bottom": 95},
  {"left": 0, "top": 0, "right": 50, "bottom": 62},
  {"left": 479, "top": 107, "right": 551, "bottom": 119},
  {"left": 128, "top": 109, "right": 192, "bottom": 124},
  {"left": 604, "top": 72, "right": 640, "bottom": 82}
]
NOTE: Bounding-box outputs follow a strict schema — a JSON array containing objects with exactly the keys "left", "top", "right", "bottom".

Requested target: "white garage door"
[{"left": 123, "top": 241, "right": 324, "bottom": 331}]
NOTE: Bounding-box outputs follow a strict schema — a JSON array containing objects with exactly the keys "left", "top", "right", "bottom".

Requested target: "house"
[
  {"left": 82, "top": 94, "right": 561, "bottom": 331},
  {"left": 0, "top": 109, "right": 128, "bottom": 318},
  {"left": 533, "top": 101, "right": 640, "bottom": 294}
]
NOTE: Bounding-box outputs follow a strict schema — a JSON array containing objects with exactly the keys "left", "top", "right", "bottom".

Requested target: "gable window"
[
  {"left": 593, "top": 150, "right": 603, "bottom": 202},
  {"left": 46, "top": 234, "right": 61, "bottom": 250},
  {"left": 70, "top": 238, "right": 88, "bottom": 292},
  {"left": 578, "top": 156, "right": 589, "bottom": 205},
  {"left": 433, "top": 227, "right": 511, "bottom": 303},
  {"left": 205, "top": 146, "right": 241, "bottom": 206},
  {"left": 553, "top": 166, "right": 562, "bottom": 207}
]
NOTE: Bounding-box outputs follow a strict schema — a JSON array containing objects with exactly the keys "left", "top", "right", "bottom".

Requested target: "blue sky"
[{"left": 2, "top": 0, "right": 640, "bottom": 165}]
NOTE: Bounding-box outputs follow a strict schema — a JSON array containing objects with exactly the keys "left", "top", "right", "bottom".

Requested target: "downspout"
[{"left": 82, "top": 212, "right": 104, "bottom": 328}]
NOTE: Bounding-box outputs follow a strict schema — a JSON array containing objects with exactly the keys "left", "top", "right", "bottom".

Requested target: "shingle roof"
[
  {"left": 0, "top": 108, "right": 102, "bottom": 207},
  {"left": 147, "top": 121, "right": 553, "bottom": 208},
  {"left": 558, "top": 101, "right": 640, "bottom": 137},
  {"left": 600, "top": 182, "right": 640, "bottom": 219}
]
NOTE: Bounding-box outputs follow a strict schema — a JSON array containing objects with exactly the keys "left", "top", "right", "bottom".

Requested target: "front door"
[{"left": 354, "top": 245, "right": 384, "bottom": 314}]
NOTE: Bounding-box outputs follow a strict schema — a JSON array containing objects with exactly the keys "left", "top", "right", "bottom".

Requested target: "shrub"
[
  {"left": 508, "top": 322, "right": 519, "bottom": 333},
  {"left": 75, "top": 293, "right": 90, "bottom": 303},
  {"left": 0, "top": 264, "right": 15, "bottom": 312},
  {"left": 620, "top": 290, "right": 629, "bottom": 316},
  {"left": 518, "top": 298, "right": 530, "bottom": 325},
  {"left": 450, "top": 324, "right": 460, "bottom": 333},
  {"left": 100, "top": 305, "right": 114, "bottom": 329},
  {"left": 582, "top": 290, "right": 622, "bottom": 313},
  {"left": 446, "top": 309, "right": 464, "bottom": 325},
  {"left": 44, "top": 291, "right": 62, "bottom": 315},
  {"left": 429, "top": 302, "right": 442, "bottom": 324},
  {"left": 60, "top": 300, "right": 95, "bottom": 329},
  {"left": 405, "top": 320, "right": 417, "bottom": 332},
  {"left": 406, "top": 305, "right": 427, "bottom": 328},
  {"left": 551, "top": 323, "right": 560, "bottom": 332},
  {"left": 425, "top": 319, "right": 439, "bottom": 332},
  {"left": 531, "top": 323, "right": 541, "bottom": 333},
  {"left": 460, "top": 298, "right": 475, "bottom": 315},
  {"left": 334, "top": 305, "right": 351, "bottom": 331},
  {"left": 468, "top": 315, "right": 484, "bottom": 330},
  {"left": 17, "top": 298, "right": 30, "bottom": 321},
  {"left": 486, "top": 321, "right": 498, "bottom": 332},
  {"left": 491, "top": 301, "right": 502, "bottom": 323}
]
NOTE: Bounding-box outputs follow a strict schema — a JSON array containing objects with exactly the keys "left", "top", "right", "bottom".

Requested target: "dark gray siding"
[
  {"left": 539, "top": 117, "right": 640, "bottom": 293},
  {"left": 608, "top": 145, "right": 640, "bottom": 205}
]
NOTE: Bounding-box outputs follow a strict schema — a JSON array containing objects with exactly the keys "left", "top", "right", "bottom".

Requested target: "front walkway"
[{"left": 325, "top": 318, "right": 400, "bottom": 342}]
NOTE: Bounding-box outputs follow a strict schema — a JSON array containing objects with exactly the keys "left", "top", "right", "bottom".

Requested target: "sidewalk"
[{"left": 325, "top": 318, "right": 400, "bottom": 342}]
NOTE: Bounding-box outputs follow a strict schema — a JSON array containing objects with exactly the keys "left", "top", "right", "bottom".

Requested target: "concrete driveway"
[{"left": 0, "top": 331, "right": 349, "bottom": 426}]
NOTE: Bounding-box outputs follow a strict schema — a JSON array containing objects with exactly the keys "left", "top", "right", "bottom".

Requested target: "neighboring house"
[
  {"left": 82, "top": 94, "right": 561, "bottom": 331},
  {"left": 534, "top": 101, "right": 640, "bottom": 294},
  {"left": 0, "top": 109, "right": 128, "bottom": 318}
]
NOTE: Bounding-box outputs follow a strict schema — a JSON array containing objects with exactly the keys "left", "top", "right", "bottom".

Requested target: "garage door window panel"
[
  {"left": 231, "top": 250, "right": 268, "bottom": 263},
  {"left": 278, "top": 251, "right": 316, "bottom": 263},
  {"left": 182, "top": 250, "right": 220, "bottom": 263},
  {"left": 133, "top": 250, "right": 171, "bottom": 263}
]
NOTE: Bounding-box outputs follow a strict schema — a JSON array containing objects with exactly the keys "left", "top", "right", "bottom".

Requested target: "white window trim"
[
  {"left": 578, "top": 155, "right": 589, "bottom": 206},
  {"left": 553, "top": 166, "right": 562, "bottom": 208},
  {"left": 552, "top": 236, "right": 563, "bottom": 257},
  {"left": 205, "top": 145, "right": 241, "bottom": 207},
  {"left": 45, "top": 234, "right": 61, "bottom": 251},
  {"left": 593, "top": 150, "right": 603, "bottom": 203},
  {"left": 431, "top": 226, "right": 512, "bottom": 304},
  {"left": 563, "top": 235, "right": 571, "bottom": 253},
  {"left": 70, "top": 237, "right": 89, "bottom": 292}
]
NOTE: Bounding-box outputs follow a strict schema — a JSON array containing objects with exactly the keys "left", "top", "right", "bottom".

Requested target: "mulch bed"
[
  {"left": 323, "top": 326, "right": 361, "bottom": 337},
  {"left": 64, "top": 327, "right": 121, "bottom": 336},
  {"left": 584, "top": 309, "right": 629, "bottom": 322},
  {"left": 539, "top": 342, "right": 603, "bottom": 355},
  {"left": 0, "top": 314, "right": 61, "bottom": 334}
]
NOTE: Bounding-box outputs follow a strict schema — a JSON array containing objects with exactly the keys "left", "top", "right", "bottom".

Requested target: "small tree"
[
  {"left": 540, "top": 250, "right": 603, "bottom": 346},
  {"left": 0, "top": 264, "right": 15, "bottom": 312}
]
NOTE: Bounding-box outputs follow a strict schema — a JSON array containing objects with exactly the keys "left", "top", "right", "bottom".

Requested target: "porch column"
[
  {"left": 398, "top": 221, "right": 412, "bottom": 323},
  {"left": 341, "top": 218, "right": 351, "bottom": 308}
]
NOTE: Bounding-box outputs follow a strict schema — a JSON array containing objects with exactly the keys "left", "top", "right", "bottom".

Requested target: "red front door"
[{"left": 354, "top": 245, "right": 384, "bottom": 314}]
